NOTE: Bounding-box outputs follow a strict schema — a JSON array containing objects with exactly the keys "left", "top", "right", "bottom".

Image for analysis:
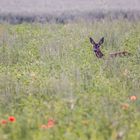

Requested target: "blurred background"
[
  {"left": 0, "top": 0, "right": 140, "bottom": 23},
  {"left": 0, "top": 1, "right": 140, "bottom": 140}
]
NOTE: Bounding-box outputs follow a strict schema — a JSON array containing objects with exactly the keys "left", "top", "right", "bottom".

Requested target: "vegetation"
[
  {"left": 0, "top": 19, "right": 140, "bottom": 140},
  {"left": 0, "top": 10, "right": 140, "bottom": 24}
]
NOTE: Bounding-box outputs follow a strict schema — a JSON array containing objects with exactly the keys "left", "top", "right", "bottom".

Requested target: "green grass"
[{"left": 0, "top": 20, "right": 140, "bottom": 140}]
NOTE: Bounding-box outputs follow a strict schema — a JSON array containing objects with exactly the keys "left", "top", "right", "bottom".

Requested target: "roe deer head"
[{"left": 89, "top": 37, "right": 104, "bottom": 58}]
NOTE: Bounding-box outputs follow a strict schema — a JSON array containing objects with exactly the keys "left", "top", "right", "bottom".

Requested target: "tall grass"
[{"left": 0, "top": 20, "right": 140, "bottom": 140}]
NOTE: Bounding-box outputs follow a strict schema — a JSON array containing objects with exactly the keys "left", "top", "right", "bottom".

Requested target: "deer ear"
[
  {"left": 89, "top": 37, "right": 96, "bottom": 45},
  {"left": 98, "top": 37, "right": 104, "bottom": 45}
]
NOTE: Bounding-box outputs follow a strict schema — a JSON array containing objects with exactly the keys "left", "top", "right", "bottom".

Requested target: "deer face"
[{"left": 89, "top": 37, "right": 104, "bottom": 58}]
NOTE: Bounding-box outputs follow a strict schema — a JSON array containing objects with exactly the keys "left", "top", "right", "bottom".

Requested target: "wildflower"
[
  {"left": 40, "top": 124, "right": 47, "bottom": 129},
  {"left": 121, "top": 103, "right": 129, "bottom": 110},
  {"left": 8, "top": 116, "right": 16, "bottom": 122},
  {"left": 40, "top": 119, "right": 55, "bottom": 130},
  {"left": 130, "top": 95, "right": 137, "bottom": 101},
  {"left": 47, "top": 119, "right": 55, "bottom": 128},
  {"left": 1, "top": 119, "right": 7, "bottom": 125}
]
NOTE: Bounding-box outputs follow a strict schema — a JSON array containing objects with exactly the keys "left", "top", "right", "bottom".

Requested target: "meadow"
[{"left": 0, "top": 19, "right": 140, "bottom": 140}]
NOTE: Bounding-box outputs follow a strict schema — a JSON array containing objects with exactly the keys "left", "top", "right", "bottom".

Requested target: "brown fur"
[{"left": 109, "top": 51, "right": 131, "bottom": 58}]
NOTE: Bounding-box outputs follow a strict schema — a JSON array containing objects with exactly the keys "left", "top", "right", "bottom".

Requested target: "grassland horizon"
[
  {"left": 0, "top": 9, "right": 140, "bottom": 24},
  {"left": 0, "top": 0, "right": 140, "bottom": 24}
]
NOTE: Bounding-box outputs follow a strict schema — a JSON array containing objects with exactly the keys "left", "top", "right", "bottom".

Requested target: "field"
[{"left": 0, "top": 19, "right": 140, "bottom": 140}]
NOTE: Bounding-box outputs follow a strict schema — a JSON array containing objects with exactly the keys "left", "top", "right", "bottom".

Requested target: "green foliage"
[{"left": 0, "top": 20, "right": 140, "bottom": 140}]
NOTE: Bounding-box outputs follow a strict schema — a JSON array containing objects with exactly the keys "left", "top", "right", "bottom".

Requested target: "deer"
[{"left": 89, "top": 37, "right": 131, "bottom": 58}]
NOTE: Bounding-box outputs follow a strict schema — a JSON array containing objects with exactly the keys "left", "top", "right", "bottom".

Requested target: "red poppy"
[
  {"left": 130, "top": 96, "right": 137, "bottom": 101},
  {"left": 121, "top": 103, "right": 129, "bottom": 110},
  {"left": 1, "top": 119, "right": 7, "bottom": 125},
  {"left": 8, "top": 116, "right": 16, "bottom": 122},
  {"left": 40, "top": 119, "right": 55, "bottom": 130},
  {"left": 46, "top": 119, "right": 55, "bottom": 128}
]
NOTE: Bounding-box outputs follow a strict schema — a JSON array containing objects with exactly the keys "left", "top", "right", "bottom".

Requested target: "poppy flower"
[
  {"left": 8, "top": 116, "right": 16, "bottom": 122},
  {"left": 46, "top": 119, "right": 55, "bottom": 128},
  {"left": 1, "top": 119, "right": 7, "bottom": 125},
  {"left": 121, "top": 103, "right": 129, "bottom": 110},
  {"left": 130, "top": 96, "right": 137, "bottom": 101},
  {"left": 40, "top": 119, "right": 55, "bottom": 130}
]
